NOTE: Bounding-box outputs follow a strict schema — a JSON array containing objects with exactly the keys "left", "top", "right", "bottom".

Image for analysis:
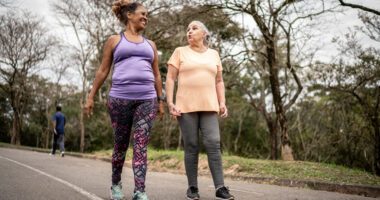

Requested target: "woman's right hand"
[
  {"left": 84, "top": 98, "right": 94, "bottom": 117},
  {"left": 168, "top": 103, "right": 181, "bottom": 117}
]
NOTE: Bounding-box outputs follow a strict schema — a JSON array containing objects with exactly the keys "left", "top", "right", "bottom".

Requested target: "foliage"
[
  {"left": 0, "top": 0, "right": 379, "bottom": 176},
  {"left": 289, "top": 93, "right": 373, "bottom": 171}
]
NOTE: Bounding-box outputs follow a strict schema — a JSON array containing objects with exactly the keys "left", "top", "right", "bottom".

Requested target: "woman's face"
[
  {"left": 127, "top": 6, "right": 148, "bottom": 30},
  {"left": 186, "top": 22, "right": 206, "bottom": 44}
]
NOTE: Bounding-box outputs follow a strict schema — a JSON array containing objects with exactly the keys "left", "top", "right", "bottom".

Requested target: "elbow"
[
  {"left": 96, "top": 69, "right": 108, "bottom": 80},
  {"left": 216, "top": 80, "right": 224, "bottom": 86},
  {"left": 166, "top": 76, "right": 176, "bottom": 83}
]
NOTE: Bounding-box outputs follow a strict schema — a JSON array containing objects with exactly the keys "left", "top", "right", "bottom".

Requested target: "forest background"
[{"left": 0, "top": 0, "right": 379, "bottom": 176}]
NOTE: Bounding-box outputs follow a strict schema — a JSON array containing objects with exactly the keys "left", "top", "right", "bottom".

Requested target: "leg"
[
  {"left": 131, "top": 99, "right": 157, "bottom": 192},
  {"left": 199, "top": 112, "right": 224, "bottom": 189},
  {"left": 58, "top": 134, "right": 65, "bottom": 153},
  {"left": 108, "top": 97, "right": 134, "bottom": 185},
  {"left": 51, "top": 134, "right": 58, "bottom": 154},
  {"left": 178, "top": 112, "right": 200, "bottom": 188}
]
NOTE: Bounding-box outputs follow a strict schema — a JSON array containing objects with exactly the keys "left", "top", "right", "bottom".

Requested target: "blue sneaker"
[
  {"left": 110, "top": 182, "right": 125, "bottom": 200},
  {"left": 132, "top": 191, "right": 149, "bottom": 200}
]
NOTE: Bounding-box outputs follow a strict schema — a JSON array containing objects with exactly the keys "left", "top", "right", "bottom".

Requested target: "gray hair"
[{"left": 190, "top": 20, "right": 210, "bottom": 47}]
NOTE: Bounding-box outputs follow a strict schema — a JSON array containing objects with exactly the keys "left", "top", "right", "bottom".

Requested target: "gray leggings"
[{"left": 178, "top": 112, "right": 224, "bottom": 189}]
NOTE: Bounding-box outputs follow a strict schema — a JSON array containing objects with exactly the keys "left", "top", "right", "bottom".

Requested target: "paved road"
[{"left": 0, "top": 148, "right": 375, "bottom": 200}]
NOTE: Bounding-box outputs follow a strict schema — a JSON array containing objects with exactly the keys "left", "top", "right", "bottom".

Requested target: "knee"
[
  {"left": 204, "top": 136, "right": 221, "bottom": 151},
  {"left": 134, "top": 134, "right": 149, "bottom": 148},
  {"left": 184, "top": 140, "right": 199, "bottom": 154}
]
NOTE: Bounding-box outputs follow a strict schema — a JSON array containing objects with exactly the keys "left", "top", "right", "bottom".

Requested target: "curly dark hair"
[{"left": 112, "top": 0, "right": 143, "bottom": 24}]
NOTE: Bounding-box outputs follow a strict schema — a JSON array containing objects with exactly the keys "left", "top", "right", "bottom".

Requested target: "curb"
[
  {"left": 1, "top": 143, "right": 379, "bottom": 198},
  {"left": 226, "top": 175, "right": 380, "bottom": 198}
]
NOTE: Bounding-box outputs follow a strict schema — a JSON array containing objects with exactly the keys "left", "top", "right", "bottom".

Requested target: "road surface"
[{"left": 0, "top": 148, "right": 375, "bottom": 200}]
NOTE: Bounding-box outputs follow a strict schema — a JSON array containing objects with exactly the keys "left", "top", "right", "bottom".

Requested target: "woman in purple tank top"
[{"left": 84, "top": 1, "right": 164, "bottom": 199}]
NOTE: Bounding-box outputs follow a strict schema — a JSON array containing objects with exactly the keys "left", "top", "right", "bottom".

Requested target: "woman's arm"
[
  {"left": 166, "top": 65, "right": 181, "bottom": 116},
  {"left": 84, "top": 35, "right": 118, "bottom": 115},
  {"left": 216, "top": 71, "right": 228, "bottom": 118},
  {"left": 148, "top": 40, "right": 164, "bottom": 117}
]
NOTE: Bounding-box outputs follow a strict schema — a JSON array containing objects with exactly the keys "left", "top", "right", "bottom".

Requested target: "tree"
[
  {"left": 52, "top": 0, "right": 107, "bottom": 152},
  {"left": 289, "top": 92, "right": 373, "bottom": 171},
  {"left": 0, "top": 0, "right": 13, "bottom": 7},
  {"left": 0, "top": 86, "right": 11, "bottom": 143},
  {"left": 206, "top": 0, "right": 330, "bottom": 160},
  {"left": 334, "top": 0, "right": 380, "bottom": 176},
  {"left": 338, "top": 0, "right": 380, "bottom": 16},
  {"left": 0, "top": 11, "right": 56, "bottom": 145},
  {"left": 42, "top": 45, "right": 73, "bottom": 148},
  {"left": 312, "top": 19, "right": 380, "bottom": 174}
]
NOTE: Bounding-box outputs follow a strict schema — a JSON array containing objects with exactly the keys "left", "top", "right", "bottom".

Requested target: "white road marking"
[
  {"left": 0, "top": 155, "right": 103, "bottom": 200},
  {"left": 209, "top": 185, "right": 264, "bottom": 196}
]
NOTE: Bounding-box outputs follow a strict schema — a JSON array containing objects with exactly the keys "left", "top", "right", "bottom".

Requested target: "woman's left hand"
[{"left": 219, "top": 103, "right": 228, "bottom": 118}]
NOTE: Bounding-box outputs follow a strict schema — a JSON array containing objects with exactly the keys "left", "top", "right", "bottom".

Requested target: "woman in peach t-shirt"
[{"left": 166, "top": 21, "right": 234, "bottom": 200}]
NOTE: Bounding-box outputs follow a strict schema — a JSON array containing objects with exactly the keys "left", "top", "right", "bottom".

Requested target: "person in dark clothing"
[{"left": 51, "top": 105, "right": 66, "bottom": 157}]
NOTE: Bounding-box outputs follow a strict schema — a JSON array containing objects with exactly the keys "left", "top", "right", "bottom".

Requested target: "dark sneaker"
[
  {"left": 186, "top": 186, "right": 200, "bottom": 200},
  {"left": 216, "top": 186, "right": 234, "bottom": 200},
  {"left": 61, "top": 151, "right": 65, "bottom": 157}
]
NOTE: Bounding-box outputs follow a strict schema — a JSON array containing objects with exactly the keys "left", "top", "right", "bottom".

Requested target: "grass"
[
  {"left": 1, "top": 142, "right": 378, "bottom": 187},
  {"left": 92, "top": 147, "right": 380, "bottom": 187}
]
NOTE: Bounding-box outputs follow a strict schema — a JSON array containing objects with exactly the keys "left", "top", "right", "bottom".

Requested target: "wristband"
[{"left": 158, "top": 96, "right": 165, "bottom": 102}]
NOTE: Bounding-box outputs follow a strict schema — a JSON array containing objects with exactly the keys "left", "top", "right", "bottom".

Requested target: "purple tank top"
[{"left": 109, "top": 33, "right": 157, "bottom": 100}]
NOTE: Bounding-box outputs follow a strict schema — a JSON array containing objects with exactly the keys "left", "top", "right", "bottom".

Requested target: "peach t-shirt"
[{"left": 167, "top": 46, "right": 223, "bottom": 113}]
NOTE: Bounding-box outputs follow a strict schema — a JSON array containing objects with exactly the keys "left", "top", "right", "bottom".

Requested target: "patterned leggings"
[{"left": 107, "top": 96, "right": 157, "bottom": 192}]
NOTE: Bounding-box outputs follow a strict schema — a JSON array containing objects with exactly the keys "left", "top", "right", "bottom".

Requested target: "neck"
[
  {"left": 125, "top": 24, "right": 141, "bottom": 36},
  {"left": 189, "top": 41, "right": 207, "bottom": 52}
]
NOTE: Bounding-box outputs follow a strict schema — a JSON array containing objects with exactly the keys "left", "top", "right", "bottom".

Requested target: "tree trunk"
[
  {"left": 11, "top": 110, "right": 21, "bottom": 145},
  {"left": 279, "top": 112, "right": 294, "bottom": 161},
  {"left": 80, "top": 68, "right": 87, "bottom": 153},
  {"left": 267, "top": 41, "right": 294, "bottom": 161},
  {"left": 266, "top": 118, "right": 278, "bottom": 160},
  {"left": 371, "top": 115, "right": 380, "bottom": 176},
  {"left": 234, "top": 114, "right": 244, "bottom": 153},
  {"left": 45, "top": 99, "right": 50, "bottom": 148},
  {"left": 80, "top": 97, "right": 85, "bottom": 153}
]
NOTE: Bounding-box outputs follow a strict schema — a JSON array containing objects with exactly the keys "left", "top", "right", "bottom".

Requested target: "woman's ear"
[{"left": 127, "top": 11, "right": 133, "bottom": 20}]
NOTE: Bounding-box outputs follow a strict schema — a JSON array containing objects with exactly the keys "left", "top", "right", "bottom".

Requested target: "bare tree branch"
[
  {"left": 0, "top": 0, "right": 13, "bottom": 7},
  {"left": 338, "top": 0, "right": 380, "bottom": 16}
]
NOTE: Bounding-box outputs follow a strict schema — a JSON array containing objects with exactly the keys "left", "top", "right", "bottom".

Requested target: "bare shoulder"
[
  {"left": 107, "top": 34, "right": 121, "bottom": 49},
  {"left": 147, "top": 39, "right": 157, "bottom": 49}
]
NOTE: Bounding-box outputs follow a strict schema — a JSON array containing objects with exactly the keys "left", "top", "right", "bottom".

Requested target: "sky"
[
  {"left": 12, "top": 0, "right": 380, "bottom": 49},
  {"left": 15, "top": 0, "right": 78, "bottom": 46},
  {"left": 1, "top": 0, "right": 380, "bottom": 85}
]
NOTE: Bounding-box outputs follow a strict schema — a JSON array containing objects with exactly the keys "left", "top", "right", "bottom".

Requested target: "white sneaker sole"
[{"left": 186, "top": 196, "right": 199, "bottom": 200}]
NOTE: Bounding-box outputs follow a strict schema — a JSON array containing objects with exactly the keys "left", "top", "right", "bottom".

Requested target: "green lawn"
[{"left": 93, "top": 147, "right": 380, "bottom": 186}]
